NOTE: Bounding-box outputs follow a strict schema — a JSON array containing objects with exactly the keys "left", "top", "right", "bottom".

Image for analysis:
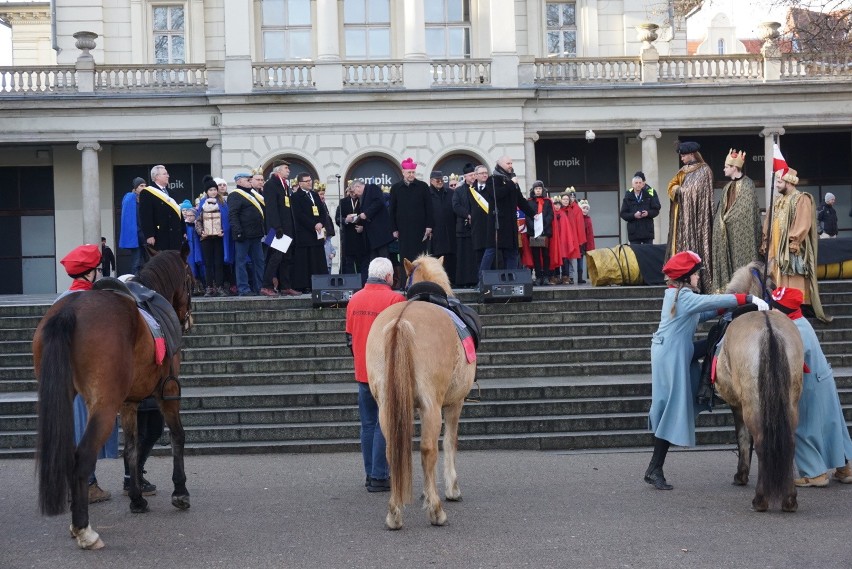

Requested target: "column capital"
[
  {"left": 638, "top": 129, "right": 661, "bottom": 140},
  {"left": 760, "top": 126, "right": 785, "bottom": 138},
  {"left": 206, "top": 138, "right": 222, "bottom": 149},
  {"left": 76, "top": 141, "right": 101, "bottom": 152},
  {"left": 524, "top": 132, "right": 539, "bottom": 143}
]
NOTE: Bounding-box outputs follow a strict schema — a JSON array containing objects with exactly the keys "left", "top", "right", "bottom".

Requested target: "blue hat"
[
  {"left": 179, "top": 199, "right": 193, "bottom": 209},
  {"left": 234, "top": 172, "right": 251, "bottom": 181}
]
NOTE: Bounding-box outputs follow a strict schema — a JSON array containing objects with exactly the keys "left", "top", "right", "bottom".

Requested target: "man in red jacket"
[{"left": 345, "top": 257, "right": 405, "bottom": 492}]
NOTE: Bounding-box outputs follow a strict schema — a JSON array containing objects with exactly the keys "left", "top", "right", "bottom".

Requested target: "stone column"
[
  {"left": 761, "top": 126, "right": 785, "bottom": 208},
  {"left": 523, "top": 133, "right": 539, "bottom": 188},
  {"left": 223, "top": 0, "right": 252, "bottom": 94},
  {"left": 402, "top": 0, "right": 430, "bottom": 90},
  {"left": 207, "top": 139, "right": 222, "bottom": 177},
  {"left": 489, "top": 0, "right": 519, "bottom": 88},
  {"left": 638, "top": 129, "right": 662, "bottom": 242},
  {"left": 314, "top": 0, "right": 344, "bottom": 90},
  {"left": 77, "top": 141, "right": 102, "bottom": 245}
]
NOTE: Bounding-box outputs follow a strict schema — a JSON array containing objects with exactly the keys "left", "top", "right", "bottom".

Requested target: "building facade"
[{"left": 0, "top": 0, "right": 850, "bottom": 293}]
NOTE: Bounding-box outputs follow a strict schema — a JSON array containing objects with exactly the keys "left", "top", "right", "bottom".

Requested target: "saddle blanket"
[
  {"left": 441, "top": 306, "right": 477, "bottom": 364},
  {"left": 139, "top": 308, "right": 167, "bottom": 365}
]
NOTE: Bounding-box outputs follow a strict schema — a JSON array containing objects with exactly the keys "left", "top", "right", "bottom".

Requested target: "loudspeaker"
[
  {"left": 311, "top": 274, "right": 362, "bottom": 308},
  {"left": 479, "top": 269, "right": 533, "bottom": 303}
]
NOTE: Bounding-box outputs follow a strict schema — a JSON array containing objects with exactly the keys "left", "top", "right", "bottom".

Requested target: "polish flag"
[{"left": 773, "top": 144, "right": 788, "bottom": 175}]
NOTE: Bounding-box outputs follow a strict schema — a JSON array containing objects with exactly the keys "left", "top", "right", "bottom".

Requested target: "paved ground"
[{"left": 1, "top": 448, "right": 850, "bottom": 569}]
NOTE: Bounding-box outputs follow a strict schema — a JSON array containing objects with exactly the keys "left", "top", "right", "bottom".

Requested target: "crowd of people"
[{"left": 117, "top": 158, "right": 598, "bottom": 295}]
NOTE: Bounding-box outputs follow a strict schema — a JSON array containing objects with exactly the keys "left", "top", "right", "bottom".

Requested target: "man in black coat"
[
  {"left": 291, "top": 172, "right": 329, "bottom": 291},
  {"left": 260, "top": 161, "right": 299, "bottom": 296},
  {"left": 619, "top": 172, "right": 661, "bottom": 245},
  {"left": 100, "top": 237, "right": 116, "bottom": 277},
  {"left": 478, "top": 156, "right": 536, "bottom": 278},
  {"left": 337, "top": 181, "right": 370, "bottom": 283},
  {"left": 358, "top": 182, "right": 394, "bottom": 260},
  {"left": 390, "top": 158, "right": 434, "bottom": 263},
  {"left": 451, "top": 165, "right": 480, "bottom": 287},
  {"left": 427, "top": 170, "right": 457, "bottom": 284},
  {"left": 138, "top": 164, "right": 183, "bottom": 251},
  {"left": 228, "top": 172, "right": 266, "bottom": 295}
]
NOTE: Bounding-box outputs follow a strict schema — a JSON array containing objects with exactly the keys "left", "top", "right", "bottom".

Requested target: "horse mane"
[
  {"left": 137, "top": 250, "right": 187, "bottom": 300},
  {"left": 725, "top": 261, "right": 772, "bottom": 295},
  {"left": 409, "top": 255, "right": 453, "bottom": 297}
]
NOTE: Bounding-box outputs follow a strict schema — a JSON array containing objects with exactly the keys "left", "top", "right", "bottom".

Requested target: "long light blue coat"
[
  {"left": 794, "top": 316, "right": 852, "bottom": 477},
  {"left": 649, "top": 287, "right": 742, "bottom": 447}
]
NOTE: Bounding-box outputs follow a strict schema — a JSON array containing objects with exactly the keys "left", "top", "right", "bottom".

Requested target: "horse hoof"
[
  {"left": 172, "top": 494, "right": 191, "bottom": 510},
  {"left": 445, "top": 494, "right": 462, "bottom": 502},
  {"left": 129, "top": 498, "right": 149, "bottom": 514},
  {"left": 429, "top": 509, "right": 448, "bottom": 526},
  {"left": 782, "top": 498, "right": 798, "bottom": 513},
  {"left": 732, "top": 477, "right": 748, "bottom": 486},
  {"left": 86, "top": 538, "right": 106, "bottom": 550},
  {"left": 385, "top": 514, "right": 402, "bottom": 530},
  {"left": 751, "top": 499, "right": 769, "bottom": 512},
  {"left": 73, "top": 525, "right": 104, "bottom": 550}
]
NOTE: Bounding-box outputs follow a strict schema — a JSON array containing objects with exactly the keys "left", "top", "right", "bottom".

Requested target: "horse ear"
[
  {"left": 436, "top": 256, "right": 444, "bottom": 266},
  {"left": 180, "top": 240, "right": 190, "bottom": 263},
  {"left": 403, "top": 258, "right": 413, "bottom": 275}
]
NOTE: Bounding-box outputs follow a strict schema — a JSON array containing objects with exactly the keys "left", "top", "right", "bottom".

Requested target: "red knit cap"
[
  {"left": 771, "top": 287, "right": 804, "bottom": 311},
  {"left": 662, "top": 251, "right": 702, "bottom": 280},
  {"left": 60, "top": 244, "right": 101, "bottom": 276}
]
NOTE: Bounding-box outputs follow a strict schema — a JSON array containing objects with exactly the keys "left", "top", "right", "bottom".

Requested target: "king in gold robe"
[{"left": 666, "top": 159, "right": 714, "bottom": 293}]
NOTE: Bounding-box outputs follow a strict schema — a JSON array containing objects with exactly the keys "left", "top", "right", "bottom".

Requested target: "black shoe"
[
  {"left": 123, "top": 476, "right": 157, "bottom": 496},
  {"left": 367, "top": 478, "right": 391, "bottom": 493},
  {"left": 644, "top": 467, "right": 673, "bottom": 490},
  {"left": 577, "top": 278, "right": 587, "bottom": 284},
  {"left": 365, "top": 476, "right": 371, "bottom": 488}
]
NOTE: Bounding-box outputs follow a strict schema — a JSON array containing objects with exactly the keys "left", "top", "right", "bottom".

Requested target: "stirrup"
[{"left": 464, "top": 381, "right": 481, "bottom": 403}]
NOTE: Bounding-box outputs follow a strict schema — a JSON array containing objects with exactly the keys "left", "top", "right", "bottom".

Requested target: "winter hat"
[
  {"left": 202, "top": 175, "right": 218, "bottom": 192},
  {"left": 179, "top": 199, "right": 193, "bottom": 210},
  {"left": 825, "top": 192, "right": 835, "bottom": 203},
  {"left": 132, "top": 176, "right": 146, "bottom": 187},
  {"left": 662, "top": 251, "right": 702, "bottom": 281},
  {"left": 634, "top": 171, "right": 646, "bottom": 181},
  {"left": 677, "top": 141, "right": 701, "bottom": 155}
]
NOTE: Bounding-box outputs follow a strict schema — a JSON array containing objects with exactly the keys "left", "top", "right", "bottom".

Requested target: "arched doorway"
[
  {"left": 263, "top": 156, "right": 319, "bottom": 187},
  {"left": 345, "top": 155, "right": 401, "bottom": 188},
  {"left": 433, "top": 152, "right": 483, "bottom": 183}
]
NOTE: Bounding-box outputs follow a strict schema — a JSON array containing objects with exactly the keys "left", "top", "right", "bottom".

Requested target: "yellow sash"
[
  {"left": 469, "top": 186, "right": 489, "bottom": 214},
  {"left": 231, "top": 188, "right": 265, "bottom": 218},
  {"left": 251, "top": 189, "right": 265, "bottom": 207},
  {"left": 144, "top": 186, "right": 181, "bottom": 218}
]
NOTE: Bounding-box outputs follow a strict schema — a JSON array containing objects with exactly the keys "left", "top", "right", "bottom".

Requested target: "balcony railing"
[
  {"left": 0, "top": 66, "right": 77, "bottom": 94},
  {"left": 252, "top": 63, "right": 315, "bottom": 90},
  {"left": 534, "top": 58, "right": 642, "bottom": 84},
  {"left": 658, "top": 55, "right": 763, "bottom": 82},
  {"left": 95, "top": 64, "right": 207, "bottom": 91},
  {"left": 431, "top": 59, "right": 491, "bottom": 87},
  {"left": 782, "top": 53, "right": 852, "bottom": 79},
  {"left": 342, "top": 61, "right": 403, "bottom": 88}
]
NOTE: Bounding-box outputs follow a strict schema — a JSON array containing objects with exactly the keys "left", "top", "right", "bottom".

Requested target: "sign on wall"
[{"left": 346, "top": 156, "right": 401, "bottom": 187}]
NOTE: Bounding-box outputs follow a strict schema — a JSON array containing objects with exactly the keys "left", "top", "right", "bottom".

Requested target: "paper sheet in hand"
[
  {"left": 533, "top": 214, "right": 543, "bottom": 238},
  {"left": 270, "top": 234, "right": 292, "bottom": 253}
]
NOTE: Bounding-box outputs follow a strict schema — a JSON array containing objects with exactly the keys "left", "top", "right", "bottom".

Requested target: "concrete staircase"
[{"left": 1, "top": 283, "right": 850, "bottom": 458}]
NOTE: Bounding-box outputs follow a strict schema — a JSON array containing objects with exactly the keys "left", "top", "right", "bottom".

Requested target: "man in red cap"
[
  {"left": 770, "top": 287, "right": 852, "bottom": 487},
  {"left": 645, "top": 250, "right": 767, "bottom": 490},
  {"left": 59, "top": 244, "right": 102, "bottom": 294}
]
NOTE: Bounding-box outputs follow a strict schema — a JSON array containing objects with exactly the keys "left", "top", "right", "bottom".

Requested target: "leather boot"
[{"left": 644, "top": 437, "right": 673, "bottom": 490}]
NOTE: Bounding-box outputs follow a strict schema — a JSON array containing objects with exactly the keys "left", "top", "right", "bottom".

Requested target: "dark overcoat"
[
  {"left": 359, "top": 184, "right": 394, "bottom": 251},
  {"left": 428, "top": 185, "right": 456, "bottom": 257},
  {"left": 138, "top": 185, "right": 184, "bottom": 251},
  {"left": 390, "top": 179, "right": 434, "bottom": 261}
]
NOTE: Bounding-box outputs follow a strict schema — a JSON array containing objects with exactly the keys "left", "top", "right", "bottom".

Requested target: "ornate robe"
[
  {"left": 711, "top": 175, "right": 761, "bottom": 292},
  {"left": 666, "top": 162, "right": 714, "bottom": 293}
]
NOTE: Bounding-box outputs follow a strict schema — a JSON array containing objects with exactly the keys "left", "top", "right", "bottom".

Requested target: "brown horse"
[
  {"left": 714, "top": 261, "right": 804, "bottom": 512},
  {"left": 367, "top": 255, "right": 477, "bottom": 529},
  {"left": 33, "top": 248, "right": 193, "bottom": 549}
]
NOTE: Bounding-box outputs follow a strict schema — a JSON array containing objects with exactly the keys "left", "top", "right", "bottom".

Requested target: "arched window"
[
  {"left": 262, "top": 156, "right": 318, "bottom": 186},
  {"left": 718, "top": 39, "right": 726, "bottom": 55}
]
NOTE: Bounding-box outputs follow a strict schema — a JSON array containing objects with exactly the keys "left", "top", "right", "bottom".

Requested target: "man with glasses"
[
  {"left": 291, "top": 172, "right": 329, "bottom": 292},
  {"left": 139, "top": 164, "right": 183, "bottom": 251}
]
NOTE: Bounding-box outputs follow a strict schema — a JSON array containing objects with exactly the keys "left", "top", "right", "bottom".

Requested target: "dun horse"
[
  {"left": 714, "top": 261, "right": 803, "bottom": 512},
  {"left": 33, "top": 248, "right": 193, "bottom": 549},
  {"left": 366, "top": 255, "right": 477, "bottom": 529}
]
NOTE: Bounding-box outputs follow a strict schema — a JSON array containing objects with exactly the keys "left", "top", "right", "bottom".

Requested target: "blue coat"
[
  {"left": 649, "top": 287, "right": 741, "bottom": 447},
  {"left": 793, "top": 316, "right": 852, "bottom": 477},
  {"left": 119, "top": 191, "right": 142, "bottom": 249}
]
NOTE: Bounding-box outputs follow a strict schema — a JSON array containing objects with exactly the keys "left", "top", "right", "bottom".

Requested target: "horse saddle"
[
  {"left": 93, "top": 277, "right": 182, "bottom": 362},
  {"left": 406, "top": 282, "right": 482, "bottom": 349}
]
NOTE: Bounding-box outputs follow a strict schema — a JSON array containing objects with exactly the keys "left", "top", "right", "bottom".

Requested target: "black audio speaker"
[
  {"left": 478, "top": 269, "right": 533, "bottom": 303},
  {"left": 311, "top": 274, "right": 362, "bottom": 308}
]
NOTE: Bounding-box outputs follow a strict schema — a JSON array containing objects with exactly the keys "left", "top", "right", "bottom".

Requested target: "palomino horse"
[
  {"left": 33, "top": 248, "right": 193, "bottom": 549},
  {"left": 714, "top": 261, "right": 804, "bottom": 512},
  {"left": 366, "top": 255, "right": 477, "bottom": 529}
]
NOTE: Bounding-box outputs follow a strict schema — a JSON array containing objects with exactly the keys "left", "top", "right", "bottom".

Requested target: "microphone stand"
[
  {"left": 492, "top": 176, "right": 501, "bottom": 270},
  {"left": 336, "top": 174, "right": 343, "bottom": 274},
  {"left": 762, "top": 134, "right": 778, "bottom": 299}
]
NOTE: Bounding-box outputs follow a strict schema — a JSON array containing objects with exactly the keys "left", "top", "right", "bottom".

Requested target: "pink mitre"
[{"left": 400, "top": 157, "right": 417, "bottom": 170}]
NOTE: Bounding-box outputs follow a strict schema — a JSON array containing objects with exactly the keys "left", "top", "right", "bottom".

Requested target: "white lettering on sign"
[
  {"left": 553, "top": 157, "right": 581, "bottom": 168},
  {"left": 355, "top": 173, "right": 394, "bottom": 185},
  {"left": 168, "top": 180, "right": 185, "bottom": 189},
  {"left": 752, "top": 155, "right": 764, "bottom": 162}
]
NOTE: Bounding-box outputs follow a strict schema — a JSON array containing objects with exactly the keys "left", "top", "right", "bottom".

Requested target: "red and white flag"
[{"left": 773, "top": 143, "right": 788, "bottom": 175}]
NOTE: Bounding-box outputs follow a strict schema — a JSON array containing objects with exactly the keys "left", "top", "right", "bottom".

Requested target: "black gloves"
[{"left": 275, "top": 228, "right": 284, "bottom": 239}]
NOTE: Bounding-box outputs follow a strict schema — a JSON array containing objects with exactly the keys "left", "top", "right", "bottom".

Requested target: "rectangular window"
[
  {"left": 261, "top": 0, "right": 313, "bottom": 60},
  {"left": 545, "top": 2, "right": 576, "bottom": 57},
  {"left": 425, "top": 0, "right": 470, "bottom": 58},
  {"left": 153, "top": 4, "right": 185, "bottom": 64},
  {"left": 343, "top": 0, "right": 391, "bottom": 60}
]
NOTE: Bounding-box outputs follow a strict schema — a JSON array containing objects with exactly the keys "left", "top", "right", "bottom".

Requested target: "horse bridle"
[{"left": 749, "top": 267, "right": 772, "bottom": 303}]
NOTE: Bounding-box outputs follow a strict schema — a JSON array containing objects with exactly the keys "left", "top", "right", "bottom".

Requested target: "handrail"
[
  {"left": 658, "top": 54, "right": 763, "bottom": 82},
  {"left": 534, "top": 57, "right": 641, "bottom": 83},
  {"left": 252, "top": 63, "right": 315, "bottom": 90},
  {"left": 95, "top": 64, "right": 207, "bottom": 91},
  {"left": 431, "top": 59, "right": 491, "bottom": 87},
  {"left": 0, "top": 66, "right": 77, "bottom": 94},
  {"left": 342, "top": 60, "right": 403, "bottom": 88}
]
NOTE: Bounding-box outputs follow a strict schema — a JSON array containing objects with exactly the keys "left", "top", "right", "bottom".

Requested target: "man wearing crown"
[
  {"left": 761, "top": 167, "right": 830, "bottom": 322},
  {"left": 711, "top": 149, "right": 761, "bottom": 291}
]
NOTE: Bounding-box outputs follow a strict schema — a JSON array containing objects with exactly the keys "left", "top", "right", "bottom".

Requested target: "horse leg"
[
  {"left": 731, "top": 405, "right": 751, "bottom": 486},
  {"left": 419, "top": 405, "right": 447, "bottom": 526},
  {"left": 751, "top": 436, "right": 769, "bottom": 512},
  {"left": 70, "top": 410, "right": 113, "bottom": 550},
  {"left": 442, "top": 400, "right": 463, "bottom": 502},
  {"left": 160, "top": 396, "right": 190, "bottom": 510},
  {"left": 120, "top": 403, "right": 148, "bottom": 514}
]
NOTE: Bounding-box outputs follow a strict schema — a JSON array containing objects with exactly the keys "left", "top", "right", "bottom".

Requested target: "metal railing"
[
  {"left": 431, "top": 59, "right": 491, "bottom": 87},
  {"left": 94, "top": 64, "right": 207, "bottom": 91},
  {"left": 534, "top": 57, "right": 642, "bottom": 84},
  {"left": 252, "top": 63, "right": 315, "bottom": 90},
  {"left": 342, "top": 61, "right": 403, "bottom": 88},
  {"left": 0, "top": 66, "right": 77, "bottom": 94},
  {"left": 658, "top": 55, "right": 763, "bottom": 82}
]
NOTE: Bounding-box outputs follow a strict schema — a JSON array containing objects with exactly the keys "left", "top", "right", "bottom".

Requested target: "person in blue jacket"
[
  {"left": 645, "top": 250, "right": 768, "bottom": 490},
  {"left": 119, "top": 177, "right": 147, "bottom": 273},
  {"left": 770, "top": 286, "right": 852, "bottom": 487}
]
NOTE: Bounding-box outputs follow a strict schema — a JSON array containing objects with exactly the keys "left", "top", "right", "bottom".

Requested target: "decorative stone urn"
[
  {"left": 73, "top": 31, "right": 98, "bottom": 57},
  {"left": 758, "top": 21, "right": 782, "bottom": 44},
  {"left": 635, "top": 23, "right": 660, "bottom": 48}
]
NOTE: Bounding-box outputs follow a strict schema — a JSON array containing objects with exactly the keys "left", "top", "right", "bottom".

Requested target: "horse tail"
[
  {"left": 385, "top": 308, "right": 415, "bottom": 506},
  {"left": 757, "top": 312, "right": 795, "bottom": 502},
  {"left": 36, "top": 306, "right": 77, "bottom": 516}
]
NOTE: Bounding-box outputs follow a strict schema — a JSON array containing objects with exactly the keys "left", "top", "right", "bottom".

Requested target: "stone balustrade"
[
  {"left": 342, "top": 61, "right": 404, "bottom": 88},
  {"left": 0, "top": 66, "right": 77, "bottom": 94},
  {"left": 94, "top": 64, "right": 207, "bottom": 91},
  {"left": 431, "top": 59, "right": 491, "bottom": 87},
  {"left": 534, "top": 57, "right": 642, "bottom": 84},
  {"left": 658, "top": 54, "right": 764, "bottom": 82},
  {"left": 782, "top": 53, "right": 852, "bottom": 79},
  {"left": 252, "top": 63, "right": 315, "bottom": 90}
]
